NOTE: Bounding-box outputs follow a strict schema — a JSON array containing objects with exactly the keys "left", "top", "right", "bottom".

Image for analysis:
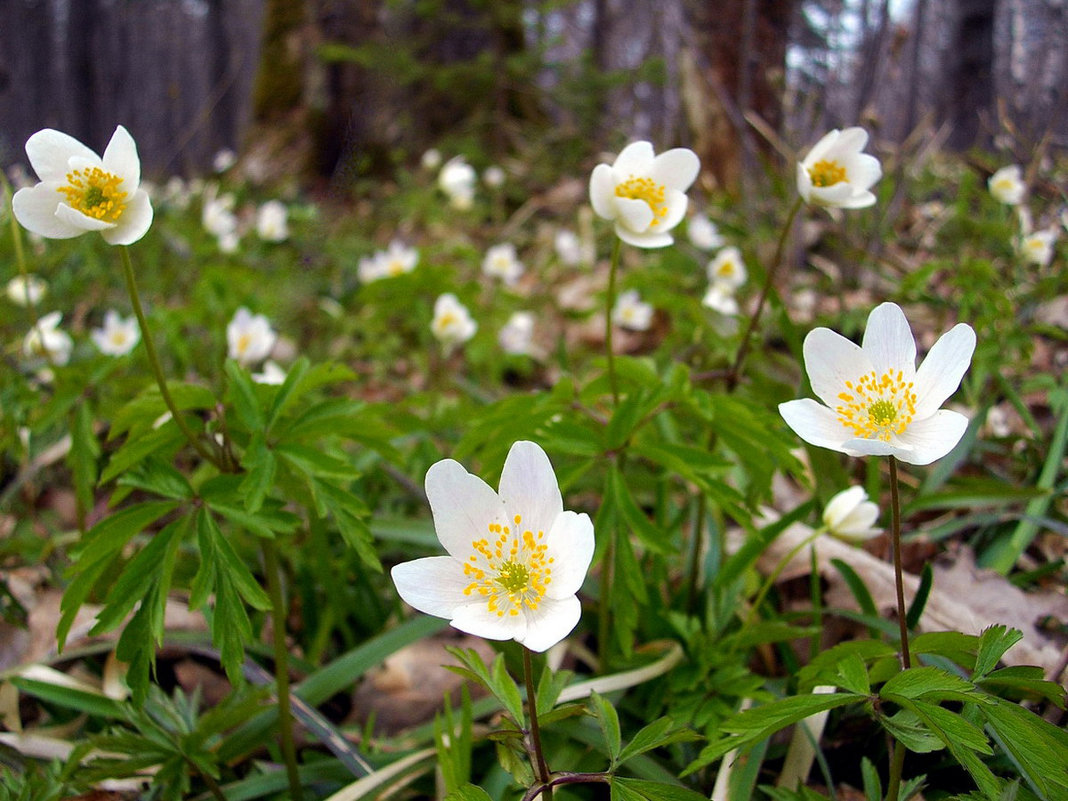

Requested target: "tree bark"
[{"left": 946, "top": 0, "right": 997, "bottom": 150}]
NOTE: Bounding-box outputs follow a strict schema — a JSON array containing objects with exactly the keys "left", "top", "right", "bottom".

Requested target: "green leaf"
[
  {"left": 980, "top": 697, "right": 1068, "bottom": 798},
  {"left": 611, "top": 777, "right": 708, "bottom": 801},
  {"left": 590, "top": 692, "right": 622, "bottom": 763},
  {"left": 977, "top": 666, "right": 1067, "bottom": 706},
  {"left": 904, "top": 699, "right": 998, "bottom": 798},
  {"left": 444, "top": 785, "right": 494, "bottom": 801},
  {"left": 798, "top": 640, "right": 897, "bottom": 692},
  {"left": 605, "top": 463, "right": 668, "bottom": 554},
  {"left": 906, "top": 562, "right": 933, "bottom": 629},
  {"left": 69, "top": 402, "right": 100, "bottom": 514},
  {"left": 225, "top": 359, "right": 265, "bottom": 431},
  {"left": 974, "top": 625, "right": 1024, "bottom": 680},
  {"left": 117, "top": 457, "right": 194, "bottom": 501},
  {"left": 861, "top": 756, "right": 882, "bottom": 801},
  {"left": 239, "top": 434, "right": 276, "bottom": 514},
  {"left": 617, "top": 717, "right": 701, "bottom": 765},
  {"left": 100, "top": 421, "right": 187, "bottom": 484},
  {"left": 911, "top": 631, "right": 979, "bottom": 670},
  {"left": 109, "top": 382, "right": 217, "bottom": 441},
  {"left": 836, "top": 652, "right": 871, "bottom": 696},
  {"left": 491, "top": 653, "right": 525, "bottom": 726},
  {"left": 200, "top": 474, "right": 300, "bottom": 538},
  {"left": 881, "top": 709, "right": 945, "bottom": 753},
  {"left": 881, "top": 667, "right": 986, "bottom": 705},
  {"left": 276, "top": 442, "right": 360, "bottom": 481},
  {"left": 11, "top": 677, "right": 125, "bottom": 720}
]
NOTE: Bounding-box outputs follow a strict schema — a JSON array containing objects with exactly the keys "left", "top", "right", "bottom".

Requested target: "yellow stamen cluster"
[
  {"left": 836, "top": 369, "right": 917, "bottom": 441},
  {"left": 808, "top": 159, "right": 847, "bottom": 188},
  {"left": 57, "top": 167, "right": 127, "bottom": 223},
  {"left": 462, "top": 514, "right": 553, "bottom": 618},
  {"left": 386, "top": 260, "right": 406, "bottom": 277},
  {"left": 235, "top": 332, "right": 252, "bottom": 356},
  {"left": 615, "top": 176, "right": 668, "bottom": 227}
]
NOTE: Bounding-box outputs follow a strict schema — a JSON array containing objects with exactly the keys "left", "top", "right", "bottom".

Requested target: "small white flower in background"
[
  {"left": 823, "top": 486, "right": 882, "bottom": 542},
  {"left": 483, "top": 165, "right": 506, "bottom": 188},
  {"left": 91, "top": 310, "right": 140, "bottom": 356},
  {"left": 797, "top": 127, "right": 881, "bottom": 209},
  {"left": 13, "top": 125, "right": 154, "bottom": 245},
  {"left": 379, "top": 240, "right": 419, "bottom": 278},
  {"left": 202, "top": 192, "right": 237, "bottom": 238},
  {"left": 218, "top": 230, "right": 241, "bottom": 254},
  {"left": 391, "top": 440, "right": 594, "bottom": 652},
  {"left": 212, "top": 148, "right": 237, "bottom": 173},
  {"left": 702, "top": 283, "right": 739, "bottom": 316},
  {"left": 499, "top": 311, "right": 536, "bottom": 356},
  {"left": 779, "top": 302, "right": 976, "bottom": 466},
  {"left": 256, "top": 200, "right": 289, "bottom": 242},
  {"left": 439, "top": 156, "right": 477, "bottom": 210},
  {"left": 554, "top": 229, "right": 583, "bottom": 266},
  {"left": 227, "top": 307, "right": 277, "bottom": 366},
  {"left": 707, "top": 246, "right": 747, "bottom": 290},
  {"left": 162, "top": 176, "right": 193, "bottom": 210},
  {"left": 988, "top": 165, "right": 1025, "bottom": 206},
  {"left": 589, "top": 141, "right": 700, "bottom": 248},
  {"left": 688, "top": 212, "right": 724, "bottom": 250},
  {"left": 23, "top": 311, "right": 73, "bottom": 365},
  {"left": 357, "top": 254, "right": 384, "bottom": 283},
  {"left": 482, "top": 243, "right": 525, "bottom": 285},
  {"left": 421, "top": 148, "right": 442, "bottom": 171},
  {"left": 253, "top": 360, "right": 287, "bottom": 385},
  {"left": 431, "top": 293, "right": 477, "bottom": 348},
  {"left": 6, "top": 274, "right": 48, "bottom": 307},
  {"left": 612, "top": 289, "right": 654, "bottom": 331},
  {"left": 1019, "top": 228, "right": 1057, "bottom": 267}
]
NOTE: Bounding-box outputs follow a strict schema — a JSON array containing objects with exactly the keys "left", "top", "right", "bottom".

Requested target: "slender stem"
[
  {"left": 119, "top": 246, "right": 219, "bottom": 466},
  {"left": 888, "top": 456, "right": 911, "bottom": 670},
  {"left": 523, "top": 646, "right": 551, "bottom": 786},
  {"left": 262, "top": 540, "right": 304, "bottom": 801},
  {"left": 604, "top": 237, "right": 622, "bottom": 405},
  {"left": 727, "top": 196, "right": 804, "bottom": 390},
  {"left": 193, "top": 763, "right": 228, "bottom": 801},
  {"left": 741, "top": 528, "right": 822, "bottom": 633},
  {"left": 685, "top": 493, "right": 708, "bottom": 613},
  {"left": 884, "top": 734, "right": 907, "bottom": 801},
  {"left": 522, "top": 772, "right": 612, "bottom": 801},
  {"left": 597, "top": 521, "right": 616, "bottom": 670}
]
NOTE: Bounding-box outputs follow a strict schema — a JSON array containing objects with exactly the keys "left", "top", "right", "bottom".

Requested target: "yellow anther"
[
  {"left": 57, "top": 167, "right": 128, "bottom": 223},
  {"left": 808, "top": 159, "right": 847, "bottom": 188}
]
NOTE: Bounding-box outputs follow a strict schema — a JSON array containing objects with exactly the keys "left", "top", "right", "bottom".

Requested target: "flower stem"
[
  {"left": 741, "top": 527, "right": 822, "bottom": 633},
  {"left": 727, "top": 196, "right": 803, "bottom": 390},
  {"left": 884, "top": 455, "right": 911, "bottom": 801},
  {"left": 262, "top": 539, "right": 304, "bottom": 801},
  {"left": 523, "top": 646, "right": 551, "bottom": 786},
  {"left": 604, "top": 237, "right": 622, "bottom": 406},
  {"left": 119, "top": 246, "right": 219, "bottom": 467},
  {"left": 597, "top": 521, "right": 616, "bottom": 670}
]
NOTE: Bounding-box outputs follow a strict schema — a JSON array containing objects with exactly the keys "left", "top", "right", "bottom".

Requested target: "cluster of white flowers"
[
  {"left": 431, "top": 293, "right": 477, "bottom": 349},
  {"left": 702, "top": 246, "right": 747, "bottom": 316},
  {"left": 358, "top": 240, "right": 420, "bottom": 283},
  {"left": 438, "top": 156, "right": 477, "bottom": 210},
  {"left": 22, "top": 311, "right": 74, "bottom": 366},
  {"left": 6, "top": 274, "right": 48, "bottom": 307},
  {"left": 227, "top": 307, "right": 277, "bottom": 366}
]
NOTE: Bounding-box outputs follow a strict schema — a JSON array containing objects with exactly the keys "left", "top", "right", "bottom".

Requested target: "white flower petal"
[
  {"left": 809, "top": 183, "right": 855, "bottom": 206},
  {"left": 518, "top": 596, "right": 581, "bottom": 652},
  {"left": 779, "top": 399, "right": 853, "bottom": 452},
  {"left": 101, "top": 126, "right": 140, "bottom": 188},
  {"left": 589, "top": 164, "right": 617, "bottom": 220},
  {"left": 25, "top": 129, "right": 99, "bottom": 181},
  {"left": 659, "top": 189, "right": 689, "bottom": 232},
  {"left": 102, "top": 190, "right": 153, "bottom": 245},
  {"left": 834, "top": 127, "right": 869, "bottom": 155},
  {"left": 55, "top": 203, "right": 114, "bottom": 231},
  {"left": 833, "top": 191, "right": 877, "bottom": 209},
  {"left": 840, "top": 437, "right": 900, "bottom": 458},
  {"left": 847, "top": 154, "right": 882, "bottom": 191},
  {"left": 802, "top": 129, "right": 839, "bottom": 166},
  {"left": 615, "top": 223, "right": 673, "bottom": 249},
  {"left": 861, "top": 302, "right": 916, "bottom": 378},
  {"left": 615, "top": 196, "right": 655, "bottom": 233},
  {"left": 893, "top": 410, "right": 970, "bottom": 465},
  {"left": 804, "top": 327, "right": 872, "bottom": 409},
  {"left": 450, "top": 602, "right": 525, "bottom": 642},
  {"left": 650, "top": 148, "right": 700, "bottom": 191},
  {"left": 12, "top": 184, "right": 84, "bottom": 238},
  {"left": 612, "top": 141, "right": 655, "bottom": 174},
  {"left": 425, "top": 458, "right": 504, "bottom": 560},
  {"left": 912, "top": 323, "right": 976, "bottom": 419},
  {"left": 498, "top": 441, "right": 563, "bottom": 536},
  {"left": 391, "top": 556, "right": 471, "bottom": 618},
  {"left": 543, "top": 511, "right": 594, "bottom": 599}
]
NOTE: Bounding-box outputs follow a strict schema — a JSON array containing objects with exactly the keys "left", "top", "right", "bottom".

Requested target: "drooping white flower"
[
  {"left": 822, "top": 486, "right": 882, "bottom": 542},
  {"left": 431, "top": 293, "right": 477, "bottom": 348},
  {"left": 482, "top": 243, "right": 524, "bottom": 285},
  {"left": 796, "top": 127, "right": 881, "bottom": 209},
  {"left": 391, "top": 440, "right": 594, "bottom": 652},
  {"left": 227, "top": 307, "right": 277, "bottom": 366},
  {"left": 23, "top": 311, "right": 73, "bottom": 365},
  {"left": 12, "top": 126, "right": 154, "bottom": 245},
  {"left": 91, "top": 310, "right": 140, "bottom": 356},
  {"left": 6, "top": 274, "right": 47, "bottom": 307},
  {"left": 439, "top": 157, "right": 477, "bottom": 210},
  {"left": 499, "top": 311, "right": 536, "bottom": 356},
  {"left": 421, "top": 148, "right": 442, "bottom": 171},
  {"left": 253, "top": 360, "right": 287, "bottom": 385},
  {"left": 702, "top": 283, "right": 739, "bottom": 316},
  {"left": 212, "top": 148, "right": 237, "bottom": 173},
  {"left": 589, "top": 141, "right": 700, "bottom": 248},
  {"left": 707, "top": 246, "right": 747, "bottom": 290},
  {"left": 612, "top": 289, "right": 653, "bottom": 331},
  {"left": 483, "top": 165, "right": 506, "bottom": 188},
  {"left": 779, "top": 302, "right": 975, "bottom": 465},
  {"left": 256, "top": 200, "right": 289, "bottom": 242},
  {"left": 988, "top": 165, "right": 1025, "bottom": 206},
  {"left": 688, "top": 212, "right": 724, "bottom": 251},
  {"left": 1019, "top": 228, "right": 1057, "bottom": 267},
  {"left": 554, "top": 229, "right": 583, "bottom": 266}
]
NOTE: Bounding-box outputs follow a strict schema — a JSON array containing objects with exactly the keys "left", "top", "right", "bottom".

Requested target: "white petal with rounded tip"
[
  {"left": 796, "top": 163, "right": 814, "bottom": 202},
  {"left": 834, "top": 127, "right": 869, "bottom": 155},
  {"left": 835, "top": 191, "right": 877, "bottom": 209},
  {"left": 498, "top": 441, "right": 562, "bottom": 537},
  {"left": 912, "top": 323, "right": 976, "bottom": 420},
  {"left": 862, "top": 303, "right": 916, "bottom": 378},
  {"left": 25, "top": 129, "right": 99, "bottom": 181},
  {"left": 12, "top": 184, "right": 84, "bottom": 238},
  {"left": 519, "top": 596, "right": 581, "bottom": 652},
  {"left": 450, "top": 602, "right": 524, "bottom": 642},
  {"left": 425, "top": 459, "right": 504, "bottom": 561},
  {"left": 589, "top": 164, "right": 617, "bottom": 220},
  {"left": 102, "top": 190, "right": 153, "bottom": 245},
  {"left": 848, "top": 154, "right": 882, "bottom": 191},
  {"left": 803, "top": 327, "right": 872, "bottom": 409},
  {"left": 893, "top": 410, "right": 969, "bottom": 465},
  {"left": 615, "top": 223, "right": 672, "bottom": 248},
  {"left": 543, "top": 511, "right": 594, "bottom": 599},
  {"left": 102, "top": 125, "right": 140, "bottom": 188},
  {"left": 391, "top": 556, "right": 471, "bottom": 618},
  {"left": 824, "top": 486, "right": 867, "bottom": 527},
  {"left": 55, "top": 203, "right": 114, "bottom": 231},
  {"left": 779, "top": 399, "right": 853, "bottom": 451},
  {"left": 802, "top": 129, "right": 839, "bottom": 166},
  {"left": 613, "top": 141, "right": 654, "bottom": 175},
  {"left": 650, "top": 148, "right": 699, "bottom": 191},
  {"left": 616, "top": 196, "right": 654, "bottom": 233},
  {"left": 809, "top": 182, "right": 855, "bottom": 206},
  {"left": 659, "top": 189, "right": 689, "bottom": 231}
]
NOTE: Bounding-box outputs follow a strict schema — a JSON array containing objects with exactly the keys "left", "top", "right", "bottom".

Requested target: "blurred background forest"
[{"left": 1, "top": 0, "right": 1066, "bottom": 195}]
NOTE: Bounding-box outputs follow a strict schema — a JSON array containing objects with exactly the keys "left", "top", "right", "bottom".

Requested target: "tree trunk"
[{"left": 946, "top": 0, "right": 997, "bottom": 150}]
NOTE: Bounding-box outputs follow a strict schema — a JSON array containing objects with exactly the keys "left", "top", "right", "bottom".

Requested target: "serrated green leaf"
[
  {"left": 116, "top": 457, "right": 194, "bottom": 501},
  {"left": 905, "top": 699, "right": 999, "bottom": 798},
  {"left": 198, "top": 511, "right": 272, "bottom": 611},
  {"left": 980, "top": 697, "right": 1068, "bottom": 797},
  {"left": 836, "top": 652, "right": 871, "bottom": 696},
  {"left": 276, "top": 442, "right": 360, "bottom": 481},
  {"left": 977, "top": 666, "right": 1067, "bottom": 706},
  {"left": 974, "top": 625, "right": 1024, "bottom": 680},
  {"left": 611, "top": 777, "right": 708, "bottom": 801},
  {"left": 491, "top": 654, "right": 524, "bottom": 725},
  {"left": 911, "top": 631, "right": 979, "bottom": 671},
  {"left": 443, "top": 785, "right": 494, "bottom": 801},
  {"left": 881, "top": 667, "right": 985, "bottom": 705},
  {"left": 100, "top": 422, "right": 187, "bottom": 484},
  {"left": 881, "top": 708, "right": 945, "bottom": 753},
  {"left": 109, "top": 382, "right": 217, "bottom": 441},
  {"left": 618, "top": 717, "right": 700, "bottom": 765},
  {"left": 590, "top": 692, "right": 622, "bottom": 762},
  {"left": 225, "top": 359, "right": 265, "bottom": 431},
  {"left": 239, "top": 434, "right": 276, "bottom": 513}
]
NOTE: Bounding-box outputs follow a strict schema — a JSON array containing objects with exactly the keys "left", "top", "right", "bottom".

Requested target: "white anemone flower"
[
  {"left": 378, "top": 240, "right": 419, "bottom": 278},
  {"left": 823, "top": 486, "right": 882, "bottom": 542},
  {"left": 212, "top": 148, "right": 237, "bottom": 173},
  {"left": 1019, "top": 229, "right": 1057, "bottom": 267},
  {"left": 431, "top": 293, "right": 477, "bottom": 348},
  {"left": 253, "top": 360, "right": 287, "bottom": 385},
  {"left": 612, "top": 289, "right": 653, "bottom": 331},
  {"left": 988, "top": 165, "right": 1025, "bottom": 206},
  {"left": 707, "top": 246, "right": 747, "bottom": 290},
  {"left": 91, "top": 310, "right": 140, "bottom": 356},
  {"left": 256, "top": 200, "right": 289, "bottom": 242},
  {"left": 439, "top": 157, "right": 477, "bottom": 210},
  {"left": 391, "top": 440, "right": 594, "bottom": 652},
  {"left": 6, "top": 274, "right": 48, "bottom": 307},
  {"left": 702, "top": 283, "right": 739, "bottom": 316},
  {"left": 499, "top": 311, "right": 536, "bottom": 356},
  {"left": 421, "top": 148, "right": 442, "bottom": 171},
  {"left": 554, "top": 229, "right": 583, "bottom": 266},
  {"left": 796, "top": 127, "right": 881, "bottom": 209},
  {"left": 357, "top": 254, "right": 384, "bottom": 283},
  {"left": 13, "top": 126, "right": 153, "bottom": 245},
  {"left": 202, "top": 192, "right": 237, "bottom": 238},
  {"left": 227, "top": 307, "right": 277, "bottom": 366},
  {"left": 779, "top": 302, "right": 975, "bottom": 465},
  {"left": 688, "top": 213, "right": 724, "bottom": 251},
  {"left": 589, "top": 141, "right": 700, "bottom": 248},
  {"left": 482, "top": 243, "right": 524, "bottom": 285},
  {"left": 23, "top": 311, "right": 73, "bottom": 365},
  {"left": 483, "top": 165, "right": 506, "bottom": 188}
]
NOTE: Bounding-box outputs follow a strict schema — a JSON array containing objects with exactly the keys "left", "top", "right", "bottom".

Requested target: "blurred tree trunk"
[{"left": 946, "top": 0, "right": 997, "bottom": 149}]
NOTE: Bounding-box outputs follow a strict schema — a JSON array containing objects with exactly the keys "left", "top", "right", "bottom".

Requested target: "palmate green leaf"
[
  {"left": 880, "top": 666, "right": 987, "bottom": 705},
  {"left": 99, "top": 420, "right": 187, "bottom": 484},
  {"left": 980, "top": 696, "right": 1068, "bottom": 798},
  {"left": 977, "top": 666, "right": 1067, "bottom": 706},
  {"left": 611, "top": 777, "right": 708, "bottom": 801},
  {"left": 798, "top": 638, "right": 898, "bottom": 692},
  {"left": 443, "top": 785, "right": 493, "bottom": 801},
  {"left": 605, "top": 463, "right": 668, "bottom": 554},
  {"left": 199, "top": 474, "right": 300, "bottom": 538},
  {"left": 590, "top": 691, "right": 622, "bottom": 763},
  {"left": 275, "top": 441, "right": 360, "bottom": 482},
  {"left": 312, "top": 477, "right": 381, "bottom": 572},
  {"left": 911, "top": 631, "right": 980, "bottom": 671},
  {"left": 116, "top": 457, "right": 194, "bottom": 501},
  {"left": 881, "top": 708, "right": 945, "bottom": 753},
  {"left": 836, "top": 652, "right": 871, "bottom": 696},
  {"left": 617, "top": 717, "right": 701, "bottom": 765},
  {"left": 239, "top": 433, "right": 276, "bottom": 513},
  {"left": 973, "top": 625, "right": 1024, "bottom": 679},
  {"left": 901, "top": 699, "right": 999, "bottom": 799},
  {"left": 108, "top": 382, "right": 217, "bottom": 441}
]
